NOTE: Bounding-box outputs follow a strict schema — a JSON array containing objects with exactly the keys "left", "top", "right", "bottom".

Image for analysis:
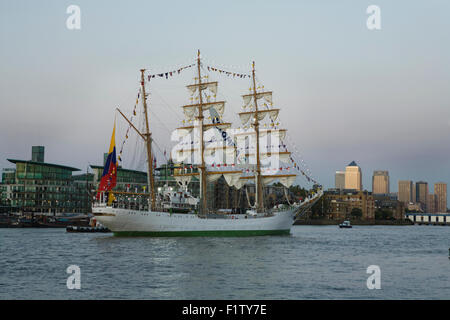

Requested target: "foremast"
[
  {"left": 140, "top": 69, "right": 156, "bottom": 210},
  {"left": 114, "top": 70, "right": 156, "bottom": 210}
]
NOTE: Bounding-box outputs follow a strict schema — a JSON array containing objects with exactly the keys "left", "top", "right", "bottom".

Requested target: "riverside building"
[
  {"left": 326, "top": 189, "right": 375, "bottom": 221},
  {"left": 0, "top": 146, "right": 87, "bottom": 215}
]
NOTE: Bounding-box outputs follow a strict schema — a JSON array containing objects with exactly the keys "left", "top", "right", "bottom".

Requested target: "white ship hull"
[{"left": 92, "top": 206, "right": 295, "bottom": 236}]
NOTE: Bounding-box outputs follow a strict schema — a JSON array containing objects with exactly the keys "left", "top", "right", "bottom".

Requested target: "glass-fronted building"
[{"left": 0, "top": 146, "right": 88, "bottom": 215}]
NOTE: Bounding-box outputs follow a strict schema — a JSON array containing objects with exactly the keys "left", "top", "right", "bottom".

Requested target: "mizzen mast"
[
  {"left": 251, "top": 61, "right": 264, "bottom": 212},
  {"left": 196, "top": 50, "right": 208, "bottom": 215},
  {"left": 238, "top": 62, "right": 293, "bottom": 212}
]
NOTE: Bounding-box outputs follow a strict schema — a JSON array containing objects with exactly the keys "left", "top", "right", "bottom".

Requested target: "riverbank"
[{"left": 294, "top": 219, "right": 414, "bottom": 226}]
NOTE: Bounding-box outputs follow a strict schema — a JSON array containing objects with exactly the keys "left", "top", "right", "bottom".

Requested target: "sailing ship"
[{"left": 92, "top": 51, "right": 322, "bottom": 236}]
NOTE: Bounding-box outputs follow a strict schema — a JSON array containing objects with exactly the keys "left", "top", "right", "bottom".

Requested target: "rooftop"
[
  {"left": 7, "top": 159, "right": 80, "bottom": 172},
  {"left": 90, "top": 165, "right": 146, "bottom": 175}
]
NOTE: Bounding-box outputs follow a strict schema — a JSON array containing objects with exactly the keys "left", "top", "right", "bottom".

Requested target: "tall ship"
[{"left": 92, "top": 51, "right": 322, "bottom": 236}]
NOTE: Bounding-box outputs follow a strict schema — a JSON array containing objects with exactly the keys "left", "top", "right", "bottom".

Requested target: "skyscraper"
[
  {"left": 335, "top": 171, "right": 345, "bottom": 189},
  {"left": 398, "top": 180, "right": 413, "bottom": 205},
  {"left": 427, "top": 194, "right": 437, "bottom": 213},
  {"left": 372, "top": 171, "right": 389, "bottom": 194},
  {"left": 434, "top": 182, "right": 447, "bottom": 213},
  {"left": 345, "top": 161, "right": 362, "bottom": 191},
  {"left": 415, "top": 181, "right": 429, "bottom": 212}
]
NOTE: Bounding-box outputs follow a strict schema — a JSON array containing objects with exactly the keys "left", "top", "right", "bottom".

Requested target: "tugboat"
[
  {"left": 66, "top": 217, "right": 111, "bottom": 233},
  {"left": 339, "top": 220, "right": 352, "bottom": 228}
]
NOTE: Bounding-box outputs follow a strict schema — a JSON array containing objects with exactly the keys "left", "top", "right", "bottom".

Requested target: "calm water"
[{"left": 0, "top": 225, "right": 449, "bottom": 300}]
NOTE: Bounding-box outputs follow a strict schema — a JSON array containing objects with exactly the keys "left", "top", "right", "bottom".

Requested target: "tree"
[
  {"left": 375, "top": 208, "right": 393, "bottom": 220},
  {"left": 350, "top": 207, "right": 363, "bottom": 219}
]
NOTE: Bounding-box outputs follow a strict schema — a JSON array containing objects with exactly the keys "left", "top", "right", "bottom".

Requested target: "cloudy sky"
[{"left": 1, "top": 1, "right": 449, "bottom": 199}]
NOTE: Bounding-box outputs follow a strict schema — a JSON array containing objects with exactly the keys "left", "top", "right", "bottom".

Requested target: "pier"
[{"left": 405, "top": 213, "right": 450, "bottom": 226}]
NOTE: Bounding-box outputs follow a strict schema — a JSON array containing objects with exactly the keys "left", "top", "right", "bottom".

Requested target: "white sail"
[
  {"left": 183, "top": 101, "right": 225, "bottom": 120},
  {"left": 242, "top": 91, "right": 273, "bottom": 106},
  {"left": 239, "top": 109, "right": 279, "bottom": 125},
  {"left": 187, "top": 81, "right": 218, "bottom": 95}
]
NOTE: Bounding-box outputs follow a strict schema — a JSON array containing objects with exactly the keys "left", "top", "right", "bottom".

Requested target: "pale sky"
[{"left": 1, "top": 1, "right": 449, "bottom": 200}]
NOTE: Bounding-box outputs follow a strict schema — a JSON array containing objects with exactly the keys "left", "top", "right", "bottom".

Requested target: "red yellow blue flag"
[{"left": 97, "top": 121, "right": 117, "bottom": 198}]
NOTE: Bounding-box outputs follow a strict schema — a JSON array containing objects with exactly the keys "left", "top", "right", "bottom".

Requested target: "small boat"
[
  {"left": 339, "top": 220, "right": 352, "bottom": 228},
  {"left": 66, "top": 225, "right": 111, "bottom": 233}
]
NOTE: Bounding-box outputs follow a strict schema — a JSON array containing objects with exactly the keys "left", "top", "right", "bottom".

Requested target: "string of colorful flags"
[
  {"left": 256, "top": 99, "right": 318, "bottom": 186},
  {"left": 286, "top": 145, "right": 318, "bottom": 185},
  {"left": 118, "top": 88, "right": 141, "bottom": 163},
  {"left": 145, "top": 64, "right": 250, "bottom": 81},
  {"left": 284, "top": 134, "right": 317, "bottom": 184},
  {"left": 206, "top": 65, "right": 250, "bottom": 79},
  {"left": 146, "top": 64, "right": 196, "bottom": 81}
]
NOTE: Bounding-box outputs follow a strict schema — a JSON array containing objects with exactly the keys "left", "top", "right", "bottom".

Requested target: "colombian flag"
[{"left": 97, "top": 122, "right": 117, "bottom": 198}]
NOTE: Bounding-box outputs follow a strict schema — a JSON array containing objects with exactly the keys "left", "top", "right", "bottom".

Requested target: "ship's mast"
[
  {"left": 251, "top": 61, "right": 264, "bottom": 212},
  {"left": 196, "top": 50, "right": 208, "bottom": 215},
  {"left": 140, "top": 69, "right": 156, "bottom": 210}
]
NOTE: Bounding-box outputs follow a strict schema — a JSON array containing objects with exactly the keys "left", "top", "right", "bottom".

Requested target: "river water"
[{"left": 0, "top": 225, "right": 449, "bottom": 299}]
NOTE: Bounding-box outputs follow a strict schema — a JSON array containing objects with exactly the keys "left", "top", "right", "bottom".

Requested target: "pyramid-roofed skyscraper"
[{"left": 345, "top": 161, "right": 362, "bottom": 191}]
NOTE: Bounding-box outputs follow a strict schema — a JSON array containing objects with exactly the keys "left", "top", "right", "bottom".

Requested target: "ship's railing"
[{"left": 93, "top": 191, "right": 197, "bottom": 213}]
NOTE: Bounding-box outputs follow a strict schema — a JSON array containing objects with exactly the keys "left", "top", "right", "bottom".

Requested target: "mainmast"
[
  {"left": 251, "top": 61, "right": 264, "bottom": 212},
  {"left": 196, "top": 50, "right": 208, "bottom": 215},
  {"left": 173, "top": 51, "right": 236, "bottom": 213},
  {"left": 140, "top": 69, "right": 156, "bottom": 210}
]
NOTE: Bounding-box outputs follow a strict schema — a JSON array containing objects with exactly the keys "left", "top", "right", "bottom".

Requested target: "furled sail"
[
  {"left": 172, "top": 74, "right": 243, "bottom": 191},
  {"left": 240, "top": 174, "right": 297, "bottom": 188},
  {"left": 242, "top": 91, "right": 273, "bottom": 107},
  {"left": 234, "top": 77, "right": 297, "bottom": 193},
  {"left": 238, "top": 109, "right": 279, "bottom": 125},
  {"left": 182, "top": 101, "right": 226, "bottom": 120},
  {"left": 187, "top": 81, "right": 218, "bottom": 95}
]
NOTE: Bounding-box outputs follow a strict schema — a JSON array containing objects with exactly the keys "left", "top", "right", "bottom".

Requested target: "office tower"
[
  {"left": 434, "top": 182, "right": 447, "bottom": 213},
  {"left": 415, "top": 181, "right": 429, "bottom": 211},
  {"left": 427, "top": 194, "right": 437, "bottom": 213},
  {"left": 372, "top": 170, "right": 389, "bottom": 194},
  {"left": 398, "top": 180, "right": 413, "bottom": 205},
  {"left": 335, "top": 171, "right": 345, "bottom": 189},
  {"left": 345, "top": 161, "right": 362, "bottom": 191}
]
